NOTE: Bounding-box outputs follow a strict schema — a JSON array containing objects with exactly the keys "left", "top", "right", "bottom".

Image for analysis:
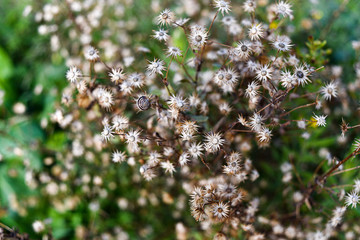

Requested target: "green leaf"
[
  {"left": 0, "top": 47, "right": 13, "bottom": 80},
  {"left": 0, "top": 135, "right": 18, "bottom": 159},
  {"left": 0, "top": 170, "right": 14, "bottom": 205},
  {"left": 8, "top": 119, "right": 44, "bottom": 144},
  {"left": 46, "top": 132, "right": 67, "bottom": 151},
  {"left": 189, "top": 115, "right": 209, "bottom": 123},
  {"left": 172, "top": 28, "right": 188, "bottom": 53}
]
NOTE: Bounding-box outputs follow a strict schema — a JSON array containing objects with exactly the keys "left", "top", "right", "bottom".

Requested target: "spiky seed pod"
[{"left": 136, "top": 95, "right": 151, "bottom": 111}]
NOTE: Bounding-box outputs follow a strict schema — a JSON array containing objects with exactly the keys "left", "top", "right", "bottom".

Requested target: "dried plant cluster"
[{"left": 10, "top": 0, "right": 360, "bottom": 239}]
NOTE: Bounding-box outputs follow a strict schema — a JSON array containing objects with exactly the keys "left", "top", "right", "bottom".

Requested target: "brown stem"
[
  {"left": 320, "top": 149, "right": 360, "bottom": 181},
  {"left": 200, "top": 156, "right": 211, "bottom": 171},
  {"left": 329, "top": 166, "right": 360, "bottom": 177},
  {"left": 280, "top": 102, "right": 316, "bottom": 118},
  {"left": 195, "top": 10, "right": 219, "bottom": 83}
]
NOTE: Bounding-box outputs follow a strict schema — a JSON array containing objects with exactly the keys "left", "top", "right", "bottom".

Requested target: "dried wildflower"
[
  {"left": 152, "top": 29, "right": 169, "bottom": 42},
  {"left": 149, "top": 151, "right": 162, "bottom": 166},
  {"left": 238, "top": 114, "right": 248, "bottom": 126},
  {"left": 252, "top": 40, "right": 264, "bottom": 55},
  {"left": 315, "top": 100, "right": 322, "bottom": 110},
  {"left": 229, "top": 152, "right": 242, "bottom": 162},
  {"left": 212, "top": 201, "right": 230, "bottom": 220},
  {"left": 272, "top": 35, "right": 292, "bottom": 52},
  {"left": 125, "top": 129, "right": 141, "bottom": 150},
  {"left": 147, "top": 59, "right": 165, "bottom": 76},
  {"left": 245, "top": 81, "right": 260, "bottom": 98},
  {"left": 112, "top": 115, "right": 129, "bottom": 131},
  {"left": 189, "top": 94, "right": 201, "bottom": 107},
  {"left": 219, "top": 102, "right": 231, "bottom": 115},
  {"left": 32, "top": 220, "right": 45, "bottom": 233},
  {"left": 294, "top": 64, "right": 310, "bottom": 86},
  {"left": 219, "top": 183, "right": 237, "bottom": 199},
  {"left": 214, "top": 0, "right": 231, "bottom": 15},
  {"left": 287, "top": 54, "right": 299, "bottom": 66},
  {"left": 235, "top": 41, "right": 253, "bottom": 60},
  {"left": 128, "top": 73, "right": 144, "bottom": 88},
  {"left": 280, "top": 70, "right": 296, "bottom": 88},
  {"left": 249, "top": 113, "right": 263, "bottom": 131},
  {"left": 354, "top": 139, "right": 360, "bottom": 151},
  {"left": 119, "top": 80, "right": 133, "bottom": 95},
  {"left": 173, "top": 18, "right": 190, "bottom": 27},
  {"left": 96, "top": 88, "right": 114, "bottom": 109},
  {"left": 76, "top": 80, "right": 87, "bottom": 94},
  {"left": 189, "top": 26, "right": 208, "bottom": 50},
  {"left": 297, "top": 120, "right": 306, "bottom": 129},
  {"left": 160, "top": 160, "right": 176, "bottom": 175},
  {"left": 168, "top": 95, "right": 188, "bottom": 111},
  {"left": 222, "top": 16, "right": 236, "bottom": 26},
  {"left": 250, "top": 169, "right": 260, "bottom": 181},
  {"left": 140, "top": 164, "right": 157, "bottom": 181},
  {"left": 190, "top": 187, "right": 205, "bottom": 205},
  {"left": 179, "top": 120, "right": 199, "bottom": 141},
  {"left": 179, "top": 152, "right": 191, "bottom": 166},
  {"left": 84, "top": 46, "right": 100, "bottom": 61},
  {"left": 243, "top": 0, "right": 256, "bottom": 13},
  {"left": 257, "top": 127, "right": 272, "bottom": 143},
  {"left": 313, "top": 114, "right": 327, "bottom": 127},
  {"left": 276, "top": 1, "right": 293, "bottom": 19},
  {"left": 66, "top": 66, "right": 81, "bottom": 83},
  {"left": 101, "top": 125, "right": 114, "bottom": 142},
  {"left": 166, "top": 46, "right": 182, "bottom": 58},
  {"left": 248, "top": 23, "right": 264, "bottom": 41},
  {"left": 204, "top": 132, "right": 225, "bottom": 153},
  {"left": 188, "top": 142, "right": 204, "bottom": 159},
  {"left": 223, "top": 160, "right": 240, "bottom": 175},
  {"left": 354, "top": 179, "right": 360, "bottom": 193},
  {"left": 112, "top": 150, "right": 126, "bottom": 163},
  {"left": 109, "top": 68, "right": 126, "bottom": 84},
  {"left": 214, "top": 68, "right": 239, "bottom": 86},
  {"left": 320, "top": 82, "right": 338, "bottom": 100},
  {"left": 191, "top": 206, "right": 206, "bottom": 221},
  {"left": 255, "top": 64, "right": 273, "bottom": 82},
  {"left": 345, "top": 190, "right": 360, "bottom": 208},
  {"left": 333, "top": 206, "right": 346, "bottom": 218},
  {"left": 157, "top": 9, "right": 175, "bottom": 26}
]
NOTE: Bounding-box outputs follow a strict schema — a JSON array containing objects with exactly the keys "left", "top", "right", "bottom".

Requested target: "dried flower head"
[
  {"left": 272, "top": 35, "right": 292, "bottom": 52},
  {"left": 109, "top": 68, "right": 126, "bottom": 84},
  {"left": 112, "top": 150, "right": 127, "bottom": 163},
  {"left": 84, "top": 46, "right": 100, "bottom": 61},
  {"left": 248, "top": 23, "right": 264, "bottom": 41},
  {"left": 276, "top": 1, "right": 293, "bottom": 19},
  {"left": 255, "top": 64, "right": 273, "bottom": 82},
  {"left": 152, "top": 29, "right": 169, "bottom": 42},
  {"left": 313, "top": 114, "right": 327, "bottom": 127},
  {"left": 243, "top": 0, "right": 256, "bottom": 13},
  {"left": 212, "top": 201, "right": 230, "bottom": 220},
  {"left": 204, "top": 132, "right": 225, "bottom": 153},
  {"left": 320, "top": 82, "right": 338, "bottom": 100},
  {"left": 294, "top": 64, "right": 311, "bottom": 86},
  {"left": 147, "top": 59, "right": 165, "bottom": 76},
  {"left": 157, "top": 9, "right": 175, "bottom": 26},
  {"left": 66, "top": 66, "right": 82, "bottom": 83},
  {"left": 214, "top": 0, "right": 231, "bottom": 15},
  {"left": 345, "top": 191, "right": 360, "bottom": 208},
  {"left": 189, "top": 26, "right": 208, "bottom": 50},
  {"left": 166, "top": 46, "right": 182, "bottom": 58}
]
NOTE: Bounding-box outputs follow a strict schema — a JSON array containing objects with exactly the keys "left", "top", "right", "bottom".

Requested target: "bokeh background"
[{"left": 0, "top": 0, "right": 360, "bottom": 239}]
